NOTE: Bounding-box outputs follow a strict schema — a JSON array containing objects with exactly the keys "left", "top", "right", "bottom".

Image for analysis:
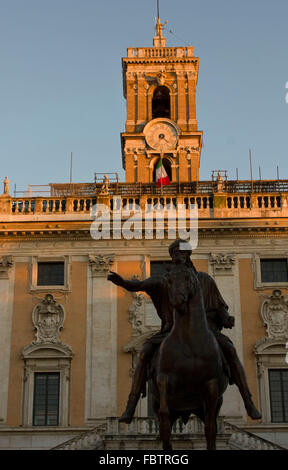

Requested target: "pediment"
[
  {"left": 253, "top": 337, "right": 287, "bottom": 355},
  {"left": 22, "top": 341, "right": 73, "bottom": 359}
]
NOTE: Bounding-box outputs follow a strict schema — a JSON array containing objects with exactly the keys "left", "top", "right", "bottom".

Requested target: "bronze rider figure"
[{"left": 107, "top": 239, "right": 261, "bottom": 423}]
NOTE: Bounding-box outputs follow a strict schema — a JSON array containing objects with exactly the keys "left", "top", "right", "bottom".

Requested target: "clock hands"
[{"left": 158, "top": 133, "right": 169, "bottom": 144}]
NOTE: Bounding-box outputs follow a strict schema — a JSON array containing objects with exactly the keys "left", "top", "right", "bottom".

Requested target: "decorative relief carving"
[
  {"left": 128, "top": 292, "right": 145, "bottom": 336},
  {"left": 21, "top": 295, "right": 73, "bottom": 426},
  {"left": 187, "top": 69, "right": 195, "bottom": 77},
  {"left": 22, "top": 293, "right": 72, "bottom": 357},
  {"left": 182, "top": 146, "right": 200, "bottom": 153},
  {"left": 89, "top": 254, "right": 115, "bottom": 277},
  {"left": 156, "top": 71, "right": 166, "bottom": 86},
  {"left": 124, "top": 291, "right": 160, "bottom": 354},
  {"left": 209, "top": 253, "right": 235, "bottom": 274},
  {"left": 124, "top": 146, "right": 146, "bottom": 154},
  {"left": 260, "top": 289, "right": 288, "bottom": 340},
  {"left": 253, "top": 290, "right": 288, "bottom": 423},
  {"left": 256, "top": 358, "right": 265, "bottom": 379},
  {"left": 254, "top": 289, "right": 288, "bottom": 356},
  {"left": 0, "top": 255, "right": 13, "bottom": 267},
  {"left": 0, "top": 255, "right": 13, "bottom": 279},
  {"left": 32, "top": 293, "right": 64, "bottom": 344}
]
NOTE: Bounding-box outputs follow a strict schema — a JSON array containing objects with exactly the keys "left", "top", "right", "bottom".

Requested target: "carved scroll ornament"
[
  {"left": 89, "top": 254, "right": 115, "bottom": 277},
  {"left": 22, "top": 293, "right": 73, "bottom": 358},
  {"left": 261, "top": 289, "right": 288, "bottom": 340},
  {"left": 0, "top": 255, "right": 13, "bottom": 279},
  {"left": 209, "top": 253, "right": 235, "bottom": 273},
  {"left": 32, "top": 293, "right": 65, "bottom": 344}
]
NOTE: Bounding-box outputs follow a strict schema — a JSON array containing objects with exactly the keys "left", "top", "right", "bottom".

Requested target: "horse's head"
[{"left": 167, "top": 265, "right": 197, "bottom": 314}]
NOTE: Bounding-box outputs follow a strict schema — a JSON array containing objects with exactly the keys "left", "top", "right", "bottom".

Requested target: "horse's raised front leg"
[
  {"left": 157, "top": 373, "right": 172, "bottom": 451},
  {"left": 204, "top": 379, "right": 219, "bottom": 451}
]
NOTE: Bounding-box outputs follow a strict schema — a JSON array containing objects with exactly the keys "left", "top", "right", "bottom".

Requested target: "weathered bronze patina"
[{"left": 108, "top": 239, "right": 261, "bottom": 450}]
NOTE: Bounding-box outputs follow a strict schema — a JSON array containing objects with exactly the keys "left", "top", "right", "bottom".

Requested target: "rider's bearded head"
[{"left": 168, "top": 239, "right": 193, "bottom": 266}]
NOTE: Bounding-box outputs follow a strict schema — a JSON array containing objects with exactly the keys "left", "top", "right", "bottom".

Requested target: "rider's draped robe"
[{"left": 142, "top": 268, "right": 231, "bottom": 344}]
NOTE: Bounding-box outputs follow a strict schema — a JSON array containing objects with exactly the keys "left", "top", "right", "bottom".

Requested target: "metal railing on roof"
[{"left": 10, "top": 179, "right": 288, "bottom": 199}]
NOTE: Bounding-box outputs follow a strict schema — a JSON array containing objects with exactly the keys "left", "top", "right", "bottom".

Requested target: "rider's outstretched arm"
[
  {"left": 107, "top": 271, "right": 159, "bottom": 294},
  {"left": 108, "top": 271, "right": 171, "bottom": 331}
]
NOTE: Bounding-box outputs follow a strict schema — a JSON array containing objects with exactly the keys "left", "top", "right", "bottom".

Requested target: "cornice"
[
  {"left": 0, "top": 214, "right": 288, "bottom": 242},
  {"left": 0, "top": 225, "right": 288, "bottom": 242},
  {"left": 123, "top": 58, "right": 199, "bottom": 66}
]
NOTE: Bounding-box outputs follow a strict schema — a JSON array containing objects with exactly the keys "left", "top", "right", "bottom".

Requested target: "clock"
[{"left": 144, "top": 119, "right": 179, "bottom": 151}]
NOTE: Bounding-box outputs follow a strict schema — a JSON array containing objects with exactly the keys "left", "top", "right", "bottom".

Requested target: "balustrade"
[
  {"left": 227, "top": 196, "right": 251, "bottom": 209},
  {"left": 184, "top": 196, "right": 213, "bottom": 210},
  {"left": 11, "top": 197, "right": 97, "bottom": 214},
  {"left": 127, "top": 47, "right": 193, "bottom": 59},
  {"left": 5, "top": 192, "right": 288, "bottom": 217},
  {"left": 146, "top": 197, "right": 177, "bottom": 211},
  {"left": 257, "top": 195, "right": 281, "bottom": 209},
  {"left": 105, "top": 416, "right": 212, "bottom": 436},
  {"left": 226, "top": 195, "right": 282, "bottom": 209},
  {"left": 51, "top": 417, "right": 285, "bottom": 451}
]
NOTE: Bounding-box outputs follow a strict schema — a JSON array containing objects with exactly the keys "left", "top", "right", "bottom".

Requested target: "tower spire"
[{"left": 153, "top": 0, "right": 167, "bottom": 47}]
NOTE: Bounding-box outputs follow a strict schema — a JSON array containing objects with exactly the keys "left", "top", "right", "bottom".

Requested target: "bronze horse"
[{"left": 149, "top": 263, "right": 229, "bottom": 450}]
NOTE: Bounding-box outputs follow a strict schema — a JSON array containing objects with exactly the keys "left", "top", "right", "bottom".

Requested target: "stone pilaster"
[
  {"left": 187, "top": 70, "right": 197, "bottom": 130},
  {"left": 208, "top": 253, "right": 246, "bottom": 422},
  {"left": 176, "top": 72, "right": 186, "bottom": 129},
  {"left": 0, "top": 256, "right": 14, "bottom": 423},
  {"left": 85, "top": 254, "right": 118, "bottom": 422}
]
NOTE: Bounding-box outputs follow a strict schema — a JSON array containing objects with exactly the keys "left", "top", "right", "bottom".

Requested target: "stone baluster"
[
  {"left": 64, "top": 197, "right": 73, "bottom": 213},
  {"left": 34, "top": 199, "right": 42, "bottom": 213}
]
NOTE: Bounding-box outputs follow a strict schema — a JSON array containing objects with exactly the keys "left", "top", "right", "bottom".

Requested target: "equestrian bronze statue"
[{"left": 108, "top": 239, "right": 261, "bottom": 450}]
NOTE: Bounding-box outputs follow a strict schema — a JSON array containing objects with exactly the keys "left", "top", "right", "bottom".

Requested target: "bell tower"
[{"left": 121, "top": 16, "right": 203, "bottom": 184}]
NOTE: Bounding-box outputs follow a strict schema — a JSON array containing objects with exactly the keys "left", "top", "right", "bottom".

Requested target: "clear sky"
[{"left": 0, "top": 0, "right": 288, "bottom": 194}]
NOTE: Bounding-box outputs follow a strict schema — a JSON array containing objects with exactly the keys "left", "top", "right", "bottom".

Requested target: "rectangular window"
[
  {"left": 269, "top": 369, "right": 288, "bottom": 423},
  {"left": 260, "top": 259, "right": 288, "bottom": 283},
  {"left": 37, "top": 262, "right": 65, "bottom": 286},
  {"left": 33, "top": 373, "right": 60, "bottom": 426}
]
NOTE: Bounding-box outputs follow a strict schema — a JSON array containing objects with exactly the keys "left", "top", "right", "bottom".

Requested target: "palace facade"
[{"left": 0, "top": 19, "right": 287, "bottom": 450}]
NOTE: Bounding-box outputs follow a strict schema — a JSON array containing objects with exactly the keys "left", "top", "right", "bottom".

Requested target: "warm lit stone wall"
[{"left": 0, "top": 233, "right": 287, "bottom": 432}]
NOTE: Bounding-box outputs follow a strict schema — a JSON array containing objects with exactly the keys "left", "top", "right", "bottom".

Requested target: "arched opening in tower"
[
  {"left": 152, "top": 86, "right": 170, "bottom": 119},
  {"left": 153, "top": 157, "right": 172, "bottom": 185}
]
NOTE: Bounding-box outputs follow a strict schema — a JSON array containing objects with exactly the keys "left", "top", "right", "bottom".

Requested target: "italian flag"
[{"left": 155, "top": 159, "right": 170, "bottom": 187}]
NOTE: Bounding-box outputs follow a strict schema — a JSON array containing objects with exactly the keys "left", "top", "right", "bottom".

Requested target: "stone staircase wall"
[{"left": 52, "top": 417, "right": 286, "bottom": 451}]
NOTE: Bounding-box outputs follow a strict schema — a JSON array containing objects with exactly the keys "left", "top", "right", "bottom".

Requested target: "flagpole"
[{"left": 160, "top": 150, "right": 163, "bottom": 195}]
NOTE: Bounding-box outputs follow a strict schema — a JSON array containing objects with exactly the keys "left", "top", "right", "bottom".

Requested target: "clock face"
[{"left": 145, "top": 120, "right": 178, "bottom": 151}]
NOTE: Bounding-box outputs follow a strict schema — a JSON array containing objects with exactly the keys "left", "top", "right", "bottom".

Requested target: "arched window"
[
  {"left": 153, "top": 158, "right": 172, "bottom": 184},
  {"left": 152, "top": 86, "right": 170, "bottom": 119}
]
